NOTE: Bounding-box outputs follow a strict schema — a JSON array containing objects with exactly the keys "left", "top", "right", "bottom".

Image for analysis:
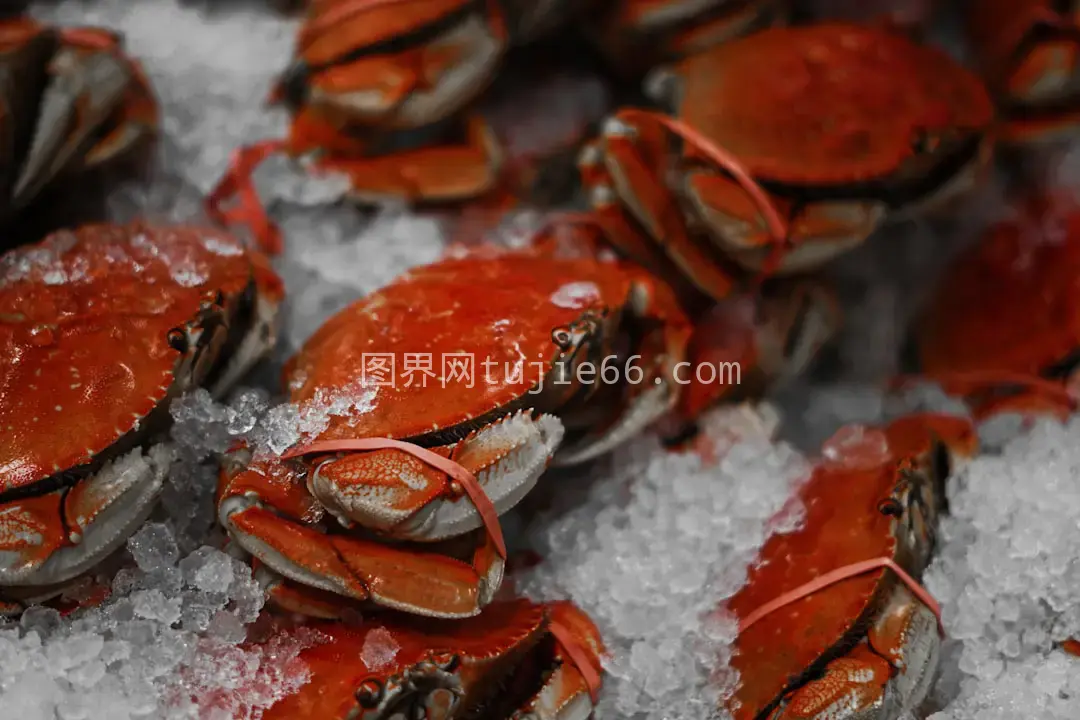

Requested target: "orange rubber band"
[
  {"left": 282, "top": 438, "right": 507, "bottom": 560},
  {"left": 737, "top": 557, "right": 944, "bottom": 638},
  {"left": 549, "top": 619, "right": 603, "bottom": 704},
  {"left": 614, "top": 109, "right": 791, "bottom": 282}
]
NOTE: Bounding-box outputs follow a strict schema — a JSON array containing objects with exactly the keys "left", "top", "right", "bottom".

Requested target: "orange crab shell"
[
  {"left": 0, "top": 223, "right": 282, "bottom": 493},
  {"left": 722, "top": 413, "right": 975, "bottom": 719},
  {"left": 918, "top": 193, "right": 1080, "bottom": 381},
  {"left": 259, "top": 598, "right": 604, "bottom": 719},
  {"left": 284, "top": 252, "right": 651, "bottom": 444},
  {"left": 671, "top": 23, "right": 994, "bottom": 186}
]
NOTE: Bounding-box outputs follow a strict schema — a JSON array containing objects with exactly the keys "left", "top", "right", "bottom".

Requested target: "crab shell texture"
[
  {"left": 722, "top": 413, "right": 977, "bottom": 720},
  {"left": 277, "top": 0, "right": 510, "bottom": 132},
  {"left": 0, "top": 223, "right": 282, "bottom": 605},
  {"left": 586, "top": 0, "right": 790, "bottom": 76},
  {"left": 584, "top": 23, "right": 993, "bottom": 298},
  {"left": 917, "top": 193, "right": 1080, "bottom": 407},
  {"left": 966, "top": 0, "right": 1080, "bottom": 144},
  {"left": 0, "top": 17, "right": 157, "bottom": 224},
  {"left": 217, "top": 250, "right": 699, "bottom": 619},
  {"left": 261, "top": 599, "right": 605, "bottom": 720}
]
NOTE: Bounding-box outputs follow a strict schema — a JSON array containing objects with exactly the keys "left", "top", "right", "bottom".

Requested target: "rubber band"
[
  {"left": 282, "top": 438, "right": 507, "bottom": 560},
  {"left": 205, "top": 139, "right": 289, "bottom": 254},
  {"left": 613, "top": 108, "right": 791, "bottom": 282},
  {"left": 548, "top": 619, "right": 602, "bottom": 704},
  {"left": 737, "top": 556, "right": 944, "bottom": 638}
]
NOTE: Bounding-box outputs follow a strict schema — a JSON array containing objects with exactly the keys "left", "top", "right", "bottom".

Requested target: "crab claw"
[
  {"left": 218, "top": 412, "right": 564, "bottom": 618},
  {"left": 308, "top": 411, "right": 564, "bottom": 541},
  {"left": 258, "top": 598, "right": 604, "bottom": 720}
]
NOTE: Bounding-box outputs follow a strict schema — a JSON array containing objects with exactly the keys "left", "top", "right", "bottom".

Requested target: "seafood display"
[{"left": 1, "top": 1, "right": 1079, "bottom": 719}]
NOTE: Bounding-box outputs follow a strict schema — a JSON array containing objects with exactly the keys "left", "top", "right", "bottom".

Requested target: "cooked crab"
[
  {"left": 258, "top": 598, "right": 604, "bottom": 719},
  {"left": 0, "top": 223, "right": 282, "bottom": 614},
  {"left": 582, "top": 23, "right": 994, "bottom": 301},
  {"left": 721, "top": 413, "right": 977, "bottom": 720},
  {"left": 217, "top": 244, "right": 837, "bottom": 619}
]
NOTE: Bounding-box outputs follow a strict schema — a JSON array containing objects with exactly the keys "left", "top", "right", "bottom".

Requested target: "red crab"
[
  {"left": 205, "top": 0, "right": 551, "bottom": 247},
  {"left": 0, "top": 17, "right": 157, "bottom": 232},
  {"left": 217, "top": 241, "right": 838, "bottom": 619},
  {"left": 204, "top": 0, "right": 790, "bottom": 255},
  {"left": 0, "top": 223, "right": 283, "bottom": 616},
  {"left": 720, "top": 413, "right": 977, "bottom": 720},
  {"left": 581, "top": 22, "right": 994, "bottom": 301},
  {"left": 256, "top": 598, "right": 605, "bottom": 719},
  {"left": 915, "top": 191, "right": 1080, "bottom": 421},
  {"left": 965, "top": 0, "right": 1080, "bottom": 145}
]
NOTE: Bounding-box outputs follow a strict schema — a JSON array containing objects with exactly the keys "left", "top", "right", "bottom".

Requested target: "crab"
[
  {"left": 257, "top": 598, "right": 604, "bottom": 719},
  {"left": 965, "top": 0, "right": 1080, "bottom": 145},
  {"left": 720, "top": 412, "right": 978, "bottom": 720},
  {"left": 581, "top": 23, "right": 994, "bottom": 301},
  {"left": 217, "top": 243, "right": 838, "bottom": 619},
  {"left": 206, "top": 0, "right": 585, "bottom": 252},
  {"left": 585, "top": 0, "right": 789, "bottom": 76},
  {"left": 0, "top": 16, "right": 157, "bottom": 236},
  {"left": 0, "top": 223, "right": 283, "bottom": 616},
  {"left": 914, "top": 191, "right": 1080, "bottom": 421}
]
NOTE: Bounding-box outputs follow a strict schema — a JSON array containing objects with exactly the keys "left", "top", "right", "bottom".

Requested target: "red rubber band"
[
  {"left": 282, "top": 438, "right": 507, "bottom": 560},
  {"left": 614, "top": 109, "right": 791, "bottom": 282},
  {"left": 205, "top": 139, "right": 289, "bottom": 254},
  {"left": 549, "top": 619, "right": 602, "bottom": 704},
  {"left": 737, "top": 557, "right": 944, "bottom": 638}
]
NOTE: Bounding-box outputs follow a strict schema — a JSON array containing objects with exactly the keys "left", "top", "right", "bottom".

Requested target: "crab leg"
[
  {"left": 580, "top": 123, "right": 738, "bottom": 301},
  {"left": 9, "top": 31, "right": 134, "bottom": 211},
  {"left": 515, "top": 600, "right": 605, "bottom": 719},
  {"left": 288, "top": 0, "right": 508, "bottom": 129},
  {"left": 0, "top": 445, "right": 172, "bottom": 588},
  {"left": 313, "top": 112, "right": 504, "bottom": 203},
  {"left": 221, "top": 499, "right": 505, "bottom": 618},
  {"left": 59, "top": 29, "right": 159, "bottom": 168}
]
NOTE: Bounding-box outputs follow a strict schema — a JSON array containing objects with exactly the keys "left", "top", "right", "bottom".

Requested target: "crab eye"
[
  {"left": 552, "top": 327, "right": 573, "bottom": 348},
  {"left": 167, "top": 327, "right": 188, "bottom": 352},
  {"left": 355, "top": 677, "right": 384, "bottom": 708},
  {"left": 877, "top": 497, "right": 904, "bottom": 516}
]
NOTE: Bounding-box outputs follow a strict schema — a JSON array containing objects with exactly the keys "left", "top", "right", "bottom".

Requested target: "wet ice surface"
[{"left": 4, "top": 0, "right": 1080, "bottom": 718}]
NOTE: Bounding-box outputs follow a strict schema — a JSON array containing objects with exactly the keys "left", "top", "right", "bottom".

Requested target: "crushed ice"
[
  {"left": 520, "top": 404, "right": 811, "bottom": 718},
  {"left": 926, "top": 415, "right": 1080, "bottom": 719},
  {"left": 5, "top": 0, "right": 1080, "bottom": 717}
]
